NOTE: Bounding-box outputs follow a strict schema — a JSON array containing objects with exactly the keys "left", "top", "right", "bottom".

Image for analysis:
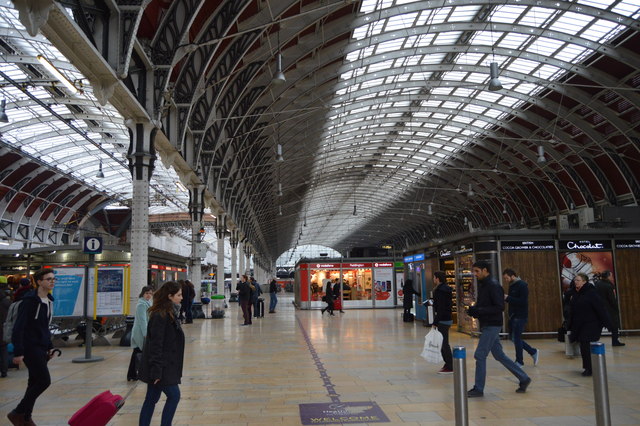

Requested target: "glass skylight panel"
[
  {"left": 470, "top": 31, "right": 499, "bottom": 46},
  {"left": 376, "top": 38, "right": 404, "bottom": 54},
  {"left": 431, "top": 87, "right": 454, "bottom": 96},
  {"left": 512, "top": 82, "right": 540, "bottom": 96},
  {"left": 420, "top": 53, "right": 446, "bottom": 64},
  {"left": 449, "top": 5, "right": 481, "bottom": 21},
  {"left": 508, "top": 58, "right": 540, "bottom": 75},
  {"left": 491, "top": 5, "right": 527, "bottom": 23},
  {"left": 554, "top": 44, "right": 590, "bottom": 62},
  {"left": 550, "top": 11, "right": 591, "bottom": 36},
  {"left": 499, "top": 33, "right": 530, "bottom": 50},
  {"left": 434, "top": 31, "right": 463, "bottom": 45},
  {"left": 536, "top": 64, "right": 562, "bottom": 80},
  {"left": 578, "top": 0, "right": 616, "bottom": 8},
  {"left": 612, "top": 1, "right": 640, "bottom": 18},
  {"left": 582, "top": 20, "right": 624, "bottom": 43},
  {"left": 519, "top": 8, "right": 556, "bottom": 28},
  {"left": 385, "top": 12, "right": 418, "bottom": 31},
  {"left": 414, "top": 33, "right": 436, "bottom": 47}
]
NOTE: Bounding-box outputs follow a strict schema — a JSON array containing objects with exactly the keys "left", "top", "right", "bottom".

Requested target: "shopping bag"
[{"left": 420, "top": 328, "right": 443, "bottom": 364}]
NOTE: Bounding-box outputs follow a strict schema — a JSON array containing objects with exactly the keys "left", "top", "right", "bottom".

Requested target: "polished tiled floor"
[{"left": 1, "top": 294, "right": 639, "bottom": 425}]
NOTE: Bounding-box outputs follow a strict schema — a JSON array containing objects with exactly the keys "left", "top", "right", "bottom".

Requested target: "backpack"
[{"left": 3, "top": 300, "right": 22, "bottom": 344}]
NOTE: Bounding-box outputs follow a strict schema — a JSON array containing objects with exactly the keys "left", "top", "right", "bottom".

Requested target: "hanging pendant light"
[
  {"left": 427, "top": 203, "right": 433, "bottom": 215},
  {"left": 276, "top": 144, "right": 284, "bottom": 162},
  {"left": 537, "top": 145, "right": 546, "bottom": 163},
  {"left": 277, "top": 183, "right": 283, "bottom": 197},
  {"left": 0, "top": 99, "right": 9, "bottom": 123},
  {"left": 96, "top": 160, "right": 105, "bottom": 178},
  {"left": 272, "top": 52, "right": 286, "bottom": 85},
  {"left": 488, "top": 62, "right": 503, "bottom": 91}
]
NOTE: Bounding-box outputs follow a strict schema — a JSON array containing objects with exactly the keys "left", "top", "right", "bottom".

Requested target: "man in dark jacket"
[
  {"left": 268, "top": 279, "right": 278, "bottom": 313},
  {"left": 466, "top": 261, "right": 531, "bottom": 398},
  {"left": 432, "top": 271, "right": 453, "bottom": 374},
  {"left": 251, "top": 277, "right": 262, "bottom": 318},
  {"left": 569, "top": 273, "right": 612, "bottom": 376},
  {"left": 0, "top": 277, "right": 11, "bottom": 378},
  {"left": 503, "top": 269, "right": 539, "bottom": 367},
  {"left": 594, "top": 271, "right": 624, "bottom": 346},
  {"left": 8, "top": 269, "right": 57, "bottom": 426},
  {"left": 236, "top": 275, "right": 252, "bottom": 325}
]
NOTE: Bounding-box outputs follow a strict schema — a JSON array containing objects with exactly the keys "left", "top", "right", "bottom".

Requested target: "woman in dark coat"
[
  {"left": 402, "top": 279, "right": 415, "bottom": 316},
  {"left": 139, "top": 281, "right": 185, "bottom": 426},
  {"left": 321, "top": 281, "right": 334, "bottom": 316},
  {"left": 568, "top": 273, "right": 612, "bottom": 377}
]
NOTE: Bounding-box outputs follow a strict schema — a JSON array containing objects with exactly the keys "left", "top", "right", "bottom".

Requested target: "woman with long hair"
[
  {"left": 127, "top": 286, "right": 153, "bottom": 381},
  {"left": 139, "top": 281, "right": 185, "bottom": 426}
]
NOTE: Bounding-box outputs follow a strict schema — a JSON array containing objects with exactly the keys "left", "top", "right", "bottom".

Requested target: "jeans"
[
  {"left": 509, "top": 317, "right": 537, "bottom": 364},
  {"left": 139, "top": 383, "right": 180, "bottom": 426},
  {"left": 269, "top": 292, "right": 278, "bottom": 312},
  {"left": 15, "top": 348, "right": 51, "bottom": 416},
  {"left": 0, "top": 343, "right": 7, "bottom": 375},
  {"left": 240, "top": 300, "right": 252, "bottom": 324},
  {"left": 436, "top": 324, "right": 453, "bottom": 370},
  {"left": 473, "top": 326, "right": 529, "bottom": 392}
]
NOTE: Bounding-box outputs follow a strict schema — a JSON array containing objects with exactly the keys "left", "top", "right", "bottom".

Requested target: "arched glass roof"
[{"left": 0, "top": 1, "right": 188, "bottom": 214}]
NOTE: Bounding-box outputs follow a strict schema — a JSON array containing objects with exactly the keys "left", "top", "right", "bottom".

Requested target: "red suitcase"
[{"left": 68, "top": 390, "right": 125, "bottom": 426}]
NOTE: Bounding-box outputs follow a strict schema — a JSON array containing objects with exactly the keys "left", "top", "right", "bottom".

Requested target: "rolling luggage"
[
  {"left": 256, "top": 297, "right": 265, "bottom": 318},
  {"left": 68, "top": 390, "right": 124, "bottom": 426},
  {"left": 333, "top": 299, "right": 342, "bottom": 311}
]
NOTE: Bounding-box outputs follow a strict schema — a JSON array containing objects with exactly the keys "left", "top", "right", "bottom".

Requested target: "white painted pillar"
[
  {"left": 189, "top": 185, "right": 205, "bottom": 289},
  {"left": 215, "top": 214, "right": 226, "bottom": 295},
  {"left": 127, "top": 120, "right": 157, "bottom": 311},
  {"left": 230, "top": 229, "right": 239, "bottom": 287},
  {"left": 239, "top": 242, "right": 246, "bottom": 275}
]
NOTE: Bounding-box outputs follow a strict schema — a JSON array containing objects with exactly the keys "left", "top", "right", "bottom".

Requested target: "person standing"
[
  {"left": 594, "top": 271, "right": 624, "bottom": 346},
  {"left": 183, "top": 280, "right": 195, "bottom": 324},
  {"left": 251, "top": 277, "right": 262, "bottom": 318},
  {"left": 139, "top": 281, "right": 185, "bottom": 426},
  {"left": 127, "top": 286, "right": 153, "bottom": 381},
  {"left": 432, "top": 271, "right": 453, "bottom": 374},
  {"left": 268, "top": 278, "right": 278, "bottom": 313},
  {"left": 7, "top": 269, "right": 57, "bottom": 426},
  {"left": 237, "top": 275, "right": 252, "bottom": 325},
  {"left": 569, "top": 273, "right": 612, "bottom": 376},
  {"left": 402, "top": 279, "right": 415, "bottom": 318},
  {"left": 503, "top": 269, "right": 539, "bottom": 367},
  {"left": 466, "top": 261, "right": 531, "bottom": 397}
]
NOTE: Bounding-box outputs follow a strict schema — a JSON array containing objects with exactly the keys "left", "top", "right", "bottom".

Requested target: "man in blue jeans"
[
  {"left": 503, "top": 269, "right": 539, "bottom": 367},
  {"left": 466, "top": 261, "right": 531, "bottom": 398}
]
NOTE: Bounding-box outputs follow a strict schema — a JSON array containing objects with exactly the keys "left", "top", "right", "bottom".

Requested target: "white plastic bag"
[{"left": 420, "top": 328, "right": 443, "bottom": 364}]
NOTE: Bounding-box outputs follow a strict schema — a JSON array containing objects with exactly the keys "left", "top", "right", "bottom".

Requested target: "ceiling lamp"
[
  {"left": 467, "top": 183, "right": 475, "bottom": 197},
  {"left": 352, "top": 204, "right": 357, "bottom": 216},
  {"left": 96, "top": 160, "right": 105, "bottom": 178},
  {"left": 272, "top": 52, "right": 286, "bottom": 85},
  {"left": 278, "top": 205, "right": 282, "bottom": 216},
  {"left": 537, "top": 145, "right": 546, "bottom": 163},
  {"left": 488, "top": 62, "right": 503, "bottom": 91},
  {"left": 502, "top": 203, "right": 508, "bottom": 214},
  {"left": 0, "top": 99, "right": 8, "bottom": 123},
  {"left": 276, "top": 144, "right": 284, "bottom": 162},
  {"left": 277, "top": 183, "right": 283, "bottom": 197},
  {"left": 36, "top": 54, "right": 81, "bottom": 94},
  {"left": 427, "top": 203, "right": 433, "bottom": 215}
]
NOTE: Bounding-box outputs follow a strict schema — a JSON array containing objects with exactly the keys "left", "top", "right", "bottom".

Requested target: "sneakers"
[
  {"left": 516, "top": 377, "right": 531, "bottom": 393},
  {"left": 467, "top": 387, "right": 484, "bottom": 398},
  {"left": 438, "top": 367, "right": 454, "bottom": 375},
  {"left": 532, "top": 349, "right": 540, "bottom": 366},
  {"left": 515, "top": 361, "right": 524, "bottom": 368}
]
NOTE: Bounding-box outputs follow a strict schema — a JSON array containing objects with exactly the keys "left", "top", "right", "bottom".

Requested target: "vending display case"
[
  {"left": 439, "top": 249, "right": 457, "bottom": 323},
  {"left": 455, "top": 251, "right": 477, "bottom": 334}
]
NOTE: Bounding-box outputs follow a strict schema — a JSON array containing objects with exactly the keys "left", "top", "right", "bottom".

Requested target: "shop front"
[
  {"left": 294, "top": 258, "right": 396, "bottom": 309},
  {"left": 403, "top": 254, "right": 426, "bottom": 320},
  {"left": 614, "top": 239, "right": 640, "bottom": 330}
]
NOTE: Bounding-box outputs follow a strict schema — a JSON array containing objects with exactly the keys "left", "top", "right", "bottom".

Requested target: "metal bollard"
[
  {"left": 453, "top": 346, "right": 469, "bottom": 426},
  {"left": 591, "top": 342, "right": 611, "bottom": 426}
]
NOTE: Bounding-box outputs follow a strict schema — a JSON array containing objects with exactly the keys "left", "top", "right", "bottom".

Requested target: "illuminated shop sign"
[
  {"left": 455, "top": 245, "right": 473, "bottom": 255},
  {"left": 615, "top": 239, "right": 640, "bottom": 249},
  {"left": 559, "top": 240, "right": 611, "bottom": 251},
  {"left": 346, "top": 263, "right": 372, "bottom": 268},
  {"left": 403, "top": 255, "right": 414, "bottom": 263},
  {"left": 413, "top": 253, "right": 425, "bottom": 261},
  {"left": 439, "top": 249, "right": 452, "bottom": 258},
  {"left": 314, "top": 264, "right": 339, "bottom": 268},
  {"left": 373, "top": 262, "right": 393, "bottom": 267},
  {"left": 500, "top": 240, "right": 555, "bottom": 251}
]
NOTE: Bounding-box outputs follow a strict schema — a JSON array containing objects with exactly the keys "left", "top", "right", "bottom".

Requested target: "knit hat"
[
  {"left": 0, "top": 276, "right": 7, "bottom": 284},
  {"left": 19, "top": 277, "right": 31, "bottom": 286}
]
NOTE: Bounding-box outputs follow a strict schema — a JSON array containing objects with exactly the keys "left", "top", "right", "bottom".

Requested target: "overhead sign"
[
  {"left": 413, "top": 253, "right": 425, "bottom": 261},
  {"left": 439, "top": 249, "right": 453, "bottom": 258},
  {"left": 403, "top": 255, "right": 414, "bottom": 263},
  {"left": 83, "top": 236, "right": 103, "bottom": 254},
  {"left": 346, "top": 263, "right": 372, "bottom": 268},
  {"left": 559, "top": 239, "right": 611, "bottom": 251},
  {"left": 314, "top": 263, "right": 339, "bottom": 269},
  {"left": 373, "top": 262, "right": 393, "bottom": 267},
  {"left": 501, "top": 240, "right": 556, "bottom": 251}
]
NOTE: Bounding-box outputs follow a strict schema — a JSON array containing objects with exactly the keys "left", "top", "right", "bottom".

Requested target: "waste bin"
[{"left": 211, "top": 295, "right": 225, "bottom": 319}]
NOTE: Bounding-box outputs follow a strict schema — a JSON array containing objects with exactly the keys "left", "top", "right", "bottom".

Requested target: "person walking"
[
  {"left": 568, "top": 272, "right": 612, "bottom": 376},
  {"left": 237, "top": 275, "right": 252, "bottom": 325},
  {"left": 432, "top": 271, "right": 453, "bottom": 374},
  {"left": 321, "top": 281, "right": 334, "bottom": 316},
  {"left": 183, "top": 280, "right": 195, "bottom": 324},
  {"left": 268, "top": 278, "right": 278, "bottom": 313},
  {"left": 0, "top": 277, "right": 11, "bottom": 378},
  {"left": 466, "top": 261, "right": 531, "bottom": 398},
  {"left": 594, "top": 271, "right": 624, "bottom": 346},
  {"left": 7, "top": 269, "right": 57, "bottom": 426},
  {"left": 139, "top": 281, "right": 185, "bottom": 426},
  {"left": 127, "top": 286, "right": 153, "bottom": 381},
  {"left": 503, "top": 269, "right": 539, "bottom": 367}
]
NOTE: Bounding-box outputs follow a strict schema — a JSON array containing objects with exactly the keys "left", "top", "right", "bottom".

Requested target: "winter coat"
[
  {"left": 569, "top": 283, "right": 612, "bottom": 343},
  {"left": 250, "top": 280, "right": 262, "bottom": 303},
  {"left": 468, "top": 276, "right": 504, "bottom": 328},
  {"left": 131, "top": 297, "right": 152, "bottom": 350},
  {"left": 594, "top": 280, "right": 620, "bottom": 328},
  {"left": 139, "top": 309, "right": 185, "bottom": 386},
  {"left": 402, "top": 281, "right": 415, "bottom": 309},
  {"left": 432, "top": 283, "right": 453, "bottom": 324},
  {"left": 324, "top": 283, "right": 334, "bottom": 303},
  {"left": 236, "top": 281, "right": 251, "bottom": 301},
  {"left": 11, "top": 289, "right": 54, "bottom": 356},
  {"left": 505, "top": 279, "right": 529, "bottom": 320},
  {"left": 0, "top": 290, "right": 11, "bottom": 343},
  {"left": 269, "top": 280, "right": 278, "bottom": 294}
]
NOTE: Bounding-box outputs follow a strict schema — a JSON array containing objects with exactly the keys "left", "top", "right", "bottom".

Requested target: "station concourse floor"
[{"left": 1, "top": 294, "right": 639, "bottom": 426}]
